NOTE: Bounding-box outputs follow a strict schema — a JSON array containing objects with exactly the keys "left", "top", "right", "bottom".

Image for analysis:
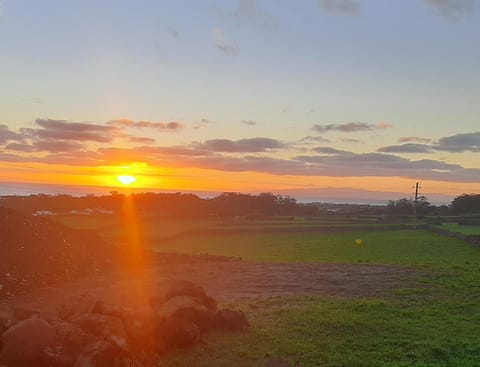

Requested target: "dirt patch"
[{"left": 2, "top": 261, "right": 420, "bottom": 318}]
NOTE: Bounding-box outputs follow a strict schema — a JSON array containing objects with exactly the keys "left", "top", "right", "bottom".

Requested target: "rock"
[
  {"left": 52, "top": 321, "right": 96, "bottom": 353},
  {"left": 73, "top": 340, "right": 124, "bottom": 367},
  {"left": 73, "top": 314, "right": 128, "bottom": 351},
  {"left": 122, "top": 311, "right": 155, "bottom": 351},
  {"left": 155, "top": 295, "right": 217, "bottom": 333},
  {"left": 155, "top": 316, "right": 200, "bottom": 349},
  {"left": 155, "top": 296, "right": 207, "bottom": 319},
  {"left": 216, "top": 309, "right": 249, "bottom": 331},
  {"left": 13, "top": 305, "right": 40, "bottom": 321},
  {"left": 163, "top": 280, "right": 217, "bottom": 311},
  {"left": 44, "top": 345, "right": 76, "bottom": 367},
  {"left": 0, "top": 309, "right": 14, "bottom": 344},
  {"left": 92, "top": 300, "right": 126, "bottom": 319},
  {"left": 173, "top": 307, "right": 217, "bottom": 333},
  {"left": 1, "top": 317, "right": 56, "bottom": 367},
  {"left": 57, "top": 293, "right": 98, "bottom": 321}
]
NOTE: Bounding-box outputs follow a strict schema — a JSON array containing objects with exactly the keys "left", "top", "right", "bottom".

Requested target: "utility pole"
[{"left": 412, "top": 182, "right": 421, "bottom": 229}]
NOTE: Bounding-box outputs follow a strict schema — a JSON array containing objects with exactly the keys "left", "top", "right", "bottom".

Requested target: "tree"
[{"left": 451, "top": 194, "right": 480, "bottom": 214}]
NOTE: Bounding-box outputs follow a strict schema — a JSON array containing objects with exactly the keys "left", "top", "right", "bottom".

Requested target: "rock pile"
[
  {"left": 0, "top": 280, "right": 249, "bottom": 367},
  {"left": 0, "top": 207, "right": 117, "bottom": 296}
]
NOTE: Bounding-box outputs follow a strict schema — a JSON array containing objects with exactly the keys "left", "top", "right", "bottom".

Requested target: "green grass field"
[
  {"left": 154, "top": 230, "right": 478, "bottom": 267},
  {"left": 156, "top": 228, "right": 480, "bottom": 366},
  {"left": 53, "top": 215, "right": 480, "bottom": 366},
  {"left": 440, "top": 223, "right": 480, "bottom": 235}
]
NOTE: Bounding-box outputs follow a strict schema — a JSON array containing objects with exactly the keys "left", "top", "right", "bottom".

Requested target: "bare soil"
[{"left": 2, "top": 260, "right": 420, "bottom": 318}]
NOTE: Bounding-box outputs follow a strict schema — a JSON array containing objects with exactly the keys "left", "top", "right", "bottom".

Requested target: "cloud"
[
  {"left": 0, "top": 124, "right": 22, "bottom": 144},
  {"left": 380, "top": 132, "right": 480, "bottom": 153},
  {"left": 168, "top": 27, "right": 180, "bottom": 39},
  {"left": 340, "top": 138, "right": 363, "bottom": 144},
  {"left": 33, "top": 118, "right": 119, "bottom": 142},
  {"left": 293, "top": 152, "right": 480, "bottom": 182},
  {"left": 212, "top": 28, "right": 239, "bottom": 55},
  {"left": 108, "top": 119, "right": 183, "bottom": 131},
  {"left": 319, "top": 0, "right": 361, "bottom": 16},
  {"left": 5, "top": 143, "right": 36, "bottom": 153},
  {"left": 2, "top": 140, "right": 479, "bottom": 183},
  {"left": 129, "top": 136, "right": 156, "bottom": 144},
  {"left": 33, "top": 140, "right": 84, "bottom": 153},
  {"left": 298, "top": 136, "right": 331, "bottom": 144},
  {"left": 312, "top": 122, "right": 393, "bottom": 133},
  {"left": 6, "top": 139, "right": 84, "bottom": 153},
  {"left": 398, "top": 136, "right": 431, "bottom": 143},
  {"left": 377, "top": 143, "right": 433, "bottom": 154},
  {"left": 199, "top": 137, "right": 286, "bottom": 152},
  {"left": 193, "top": 118, "right": 215, "bottom": 129},
  {"left": 312, "top": 147, "right": 350, "bottom": 154},
  {"left": 424, "top": 0, "right": 477, "bottom": 20},
  {"left": 240, "top": 120, "right": 257, "bottom": 126},
  {"left": 212, "top": 0, "right": 275, "bottom": 29},
  {"left": 434, "top": 131, "right": 480, "bottom": 152}
]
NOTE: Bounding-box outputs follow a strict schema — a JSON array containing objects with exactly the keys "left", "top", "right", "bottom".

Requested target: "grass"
[
  {"left": 440, "top": 223, "right": 480, "bottom": 235},
  {"left": 160, "top": 289, "right": 480, "bottom": 367},
  {"left": 152, "top": 228, "right": 480, "bottom": 366},
  {"left": 153, "top": 229, "right": 479, "bottom": 267},
  {"left": 54, "top": 215, "right": 480, "bottom": 365}
]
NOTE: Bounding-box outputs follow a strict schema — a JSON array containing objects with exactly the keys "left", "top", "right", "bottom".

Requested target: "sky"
[{"left": 0, "top": 0, "right": 479, "bottom": 203}]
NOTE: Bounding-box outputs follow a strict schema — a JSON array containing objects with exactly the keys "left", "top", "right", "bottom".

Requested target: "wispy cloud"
[
  {"left": 424, "top": 0, "right": 477, "bottom": 20},
  {"left": 212, "top": 0, "right": 276, "bottom": 29},
  {"left": 212, "top": 28, "right": 239, "bottom": 55},
  {"left": 340, "top": 138, "right": 363, "bottom": 144},
  {"left": 299, "top": 136, "right": 331, "bottom": 144},
  {"left": 240, "top": 120, "right": 257, "bottom": 125},
  {"left": 31, "top": 118, "right": 119, "bottom": 142},
  {"left": 313, "top": 146, "right": 350, "bottom": 154},
  {"left": 108, "top": 119, "right": 183, "bottom": 131},
  {"left": 398, "top": 136, "right": 431, "bottom": 143},
  {"left": 129, "top": 136, "right": 156, "bottom": 144},
  {"left": 319, "top": 0, "right": 361, "bottom": 16},
  {"left": 198, "top": 137, "right": 286, "bottom": 153},
  {"left": 377, "top": 143, "right": 433, "bottom": 154},
  {"left": 312, "top": 122, "right": 393, "bottom": 133},
  {"left": 193, "top": 118, "right": 215, "bottom": 129}
]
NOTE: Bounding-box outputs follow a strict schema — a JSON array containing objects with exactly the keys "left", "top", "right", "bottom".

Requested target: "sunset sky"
[{"left": 0, "top": 0, "right": 479, "bottom": 203}]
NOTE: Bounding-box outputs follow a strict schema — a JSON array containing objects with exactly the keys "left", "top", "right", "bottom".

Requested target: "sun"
[{"left": 117, "top": 175, "right": 136, "bottom": 185}]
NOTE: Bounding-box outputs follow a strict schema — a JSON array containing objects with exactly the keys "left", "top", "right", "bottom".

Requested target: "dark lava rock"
[
  {"left": 163, "top": 280, "right": 217, "bottom": 311},
  {"left": 155, "top": 316, "right": 200, "bottom": 350},
  {"left": 1, "top": 317, "right": 56, "bottom": 367},
  {"left": 216, "top": 309, "right": 249, "bottom": 331}
]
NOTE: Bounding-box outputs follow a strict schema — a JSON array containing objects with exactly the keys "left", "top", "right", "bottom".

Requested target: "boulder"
[
  {"left": 154, "top": 295, "right": 217, "bottom": 333},
  {"left": 92, "top": 300, "right": 126, "bottom": 319},
  {"left": 52, "top": 321, "right": 96, "bottom": 353},
  {"left": 73, "top": 314, "right": 128, "bottom": 351},
  {"left": 216, "top": 309, "right": 249, "bottom": 331},
  {"left": 1, "top": 317, "right": 56, "bottom": 367},
  {"left": 163, "top": 280, "right": 217, "bottom": 310},
  {"left": 122, "top": 311, "right": 156, "bottom": 351},
  {"left": 13, "top": 305, "right": 40, "bottom": 321},
  {"left": 155, "top": 316, "right": 200, "bottom": 350},
  {"left": 155, "top": 295, "right": 207, "bottom": 320},
  {"left": 57, "top": 293, "right": 98, "bottom": 321}
]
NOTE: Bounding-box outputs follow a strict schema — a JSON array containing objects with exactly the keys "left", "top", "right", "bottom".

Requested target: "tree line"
[{"left": 0, "top": 192, "right": 478, "bottom": 218}]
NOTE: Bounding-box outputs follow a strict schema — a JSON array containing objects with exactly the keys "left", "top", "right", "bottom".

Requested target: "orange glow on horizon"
[{"left": 1, "top": 161, "right": 478, "bottom": 199}]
